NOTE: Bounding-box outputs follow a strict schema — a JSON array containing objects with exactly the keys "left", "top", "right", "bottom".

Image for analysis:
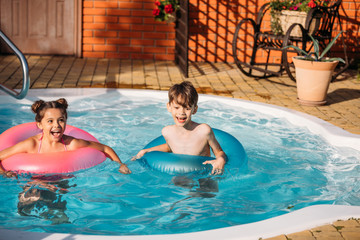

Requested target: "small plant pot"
[
  {"left": 166, "top": 12, "right": 176, "bottom": 23},
  {"left": 293, "top": 57, "right": 339, "bottom": 106}
]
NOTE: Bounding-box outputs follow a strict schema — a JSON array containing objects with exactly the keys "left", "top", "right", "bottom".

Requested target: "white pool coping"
[
  {"left": 1, "top": 88, "right": 360, "bottom": 240},
  {"left": 1, "top": 205, "right": 360, "bottom": 240}
]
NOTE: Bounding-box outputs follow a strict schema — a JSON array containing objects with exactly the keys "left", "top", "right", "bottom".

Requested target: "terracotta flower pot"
[{"left": 293, "top": 57, "right": 339, "bottom": 106}]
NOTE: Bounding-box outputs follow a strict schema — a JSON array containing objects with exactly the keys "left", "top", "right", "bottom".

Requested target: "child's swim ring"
[
  {"left": 0, "top": 122, "right": 106, "bottom": 174},
  {"left": 140, "top": 129, "right": 247, "bottom": 174}
]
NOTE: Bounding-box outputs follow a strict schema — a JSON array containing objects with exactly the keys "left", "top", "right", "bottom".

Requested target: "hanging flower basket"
[{"left": 152, "top": 0, "right": 179, "bottom": 23}]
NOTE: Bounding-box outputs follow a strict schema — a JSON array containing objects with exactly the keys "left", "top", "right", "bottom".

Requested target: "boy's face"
[{"left": 167, "top": 100, "right": 197, "bottom": 127}]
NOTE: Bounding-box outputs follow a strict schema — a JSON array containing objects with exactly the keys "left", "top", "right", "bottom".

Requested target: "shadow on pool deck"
[{"left": 0, "top": 54, "right": 360, "bottom": 239}]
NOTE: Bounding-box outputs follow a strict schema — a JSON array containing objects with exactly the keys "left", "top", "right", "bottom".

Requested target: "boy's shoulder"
[
  {"left": 196, "top": 123, "right": 212, "bottom": 133},
  {"left": 162, "top": 124, "right": 173, "bottom": 132}
]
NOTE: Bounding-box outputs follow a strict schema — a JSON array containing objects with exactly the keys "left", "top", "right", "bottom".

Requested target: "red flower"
[
  {"left": 164, "top": 4, "right": 174, "bottom": 14},
  {"left": 308, "top": 0, "right": 317, "bottom": 8},
  {"left": 154, "top": 1, "right": 161, "bottom": 6},
  {"left": 152, "top": 8, "right": 160, "bottom": 16}
]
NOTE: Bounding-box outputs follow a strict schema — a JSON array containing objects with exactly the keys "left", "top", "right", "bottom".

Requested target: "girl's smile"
[{"left": 37, "top": 108, "right": 67, "bottom": 142}]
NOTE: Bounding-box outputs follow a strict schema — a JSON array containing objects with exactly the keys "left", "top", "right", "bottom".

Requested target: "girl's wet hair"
[
  {"left": 168, "top": 81, "right": 198, "bottom": 108},
  {"left": 31, "top": 98, "right": 68, "bottom": 122}
]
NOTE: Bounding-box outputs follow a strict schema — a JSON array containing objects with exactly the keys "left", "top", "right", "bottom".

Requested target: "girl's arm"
[
  {"left": 0, "top": 138, "right": 36, "bottom": 177},
  {"left": 0, "top": 138, "right": 36, "bottom": 162},
  {"left": 71, "top": 138, "right": 131, "bottom": 174}
]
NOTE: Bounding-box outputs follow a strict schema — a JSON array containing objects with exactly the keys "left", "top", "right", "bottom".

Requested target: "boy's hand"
[
  {"left": 119, "top": 164, "right": 131, "bottom": 174},
  {"left": 131, "top": 149, "right": 147, "bottom": 161},
  {"left": 203, "top": 157, "right": 226, "bottom": 175}
]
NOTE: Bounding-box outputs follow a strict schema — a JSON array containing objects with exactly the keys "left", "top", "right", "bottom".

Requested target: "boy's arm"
[
  {"left": 132, "top": 143, "right": 170, "bottom": 160},
  {"left": 72, "top": 139, "right": 131, "bottom": 174},
  {"left": 132, "top": 126, "right": 172, "bottom": 160},
  {"left": 203, "top": 128, "right": 227, "bottom": 175}
]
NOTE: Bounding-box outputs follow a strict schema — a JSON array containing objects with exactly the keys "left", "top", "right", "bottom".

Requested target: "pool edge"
[{"left": 1, "top": 205, "right": 359, "bottom": 240}]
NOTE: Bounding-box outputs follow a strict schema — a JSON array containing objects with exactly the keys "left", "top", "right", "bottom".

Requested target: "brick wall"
[
  {"left": 83, "top": 0, "right": 176, "bottom": 60},
  {"left": 83, "top": 0, "right": 359, "bottom": 63}
]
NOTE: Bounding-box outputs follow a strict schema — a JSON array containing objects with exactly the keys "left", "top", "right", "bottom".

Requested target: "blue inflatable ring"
[{"left": 140, "top": 129, "right": 247, "bottom": 174}]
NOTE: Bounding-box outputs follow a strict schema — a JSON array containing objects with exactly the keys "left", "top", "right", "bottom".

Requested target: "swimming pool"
[{"left": 1, "top": 88, "right": 360, "bottom": 239}]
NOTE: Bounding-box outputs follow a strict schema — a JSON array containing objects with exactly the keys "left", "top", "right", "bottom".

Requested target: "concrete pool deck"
[{"left": 0, "top": 55, "right": 359, "bottom": 239}]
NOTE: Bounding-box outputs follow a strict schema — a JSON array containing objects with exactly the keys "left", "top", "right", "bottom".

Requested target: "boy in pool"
[
  {"left": 0, "top": 98, "right": 131, "bottom": 175},
  {"left": 133, "top": 81, "right": 226, "bottom": 175}
]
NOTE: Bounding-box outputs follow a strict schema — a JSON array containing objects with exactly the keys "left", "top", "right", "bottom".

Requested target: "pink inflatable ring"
[{"left": 0, "top": 122, "right": 106, "bottom": 174}]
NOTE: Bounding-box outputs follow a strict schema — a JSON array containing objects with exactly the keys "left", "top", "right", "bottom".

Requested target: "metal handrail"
[{"left": 0, "top": 30, "right": 30, "bottom": 99}]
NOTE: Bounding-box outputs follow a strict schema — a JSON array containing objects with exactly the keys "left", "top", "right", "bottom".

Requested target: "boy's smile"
[
  {"left": 167, "top": 101, "right": 197, "bottom": 128},
  {"left": 176, "top": 115, "right": 187, "bottom": 124}
]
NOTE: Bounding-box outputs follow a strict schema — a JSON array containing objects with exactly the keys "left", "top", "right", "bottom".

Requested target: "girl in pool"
[{"left": 0, "top": 98, "right": 131, "bottom": 176}]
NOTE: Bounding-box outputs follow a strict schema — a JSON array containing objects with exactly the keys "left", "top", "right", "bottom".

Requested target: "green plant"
[
  {"left": 152, "top": 0, "right": 179, "bottom": 22},
  {"left": 284, "top": 31, "right": 345, "bottom": 63}
]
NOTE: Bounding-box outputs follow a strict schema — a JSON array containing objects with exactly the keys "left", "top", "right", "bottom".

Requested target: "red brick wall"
[
  {"left": 82, "top": 0, "right": 359, "bottom": 62},
  {"left": 83, "top": 0, "right": 176, "bottom": 60},
  {"left": 189, "top": 0, "right": 262, "bottom": 63}
]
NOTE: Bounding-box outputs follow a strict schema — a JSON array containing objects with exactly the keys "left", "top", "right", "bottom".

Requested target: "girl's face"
[
  {"left": 167, "top": 101, "right": 197, "bottom": 128},
  {"left": 37, "top": 108, "right": 67, "bottom": 141}
]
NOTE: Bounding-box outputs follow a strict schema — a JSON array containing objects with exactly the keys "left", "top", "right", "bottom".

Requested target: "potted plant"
[
  {"left": 270, "top": 0, "right": 329, "bottom": 36},
  {"left": 285, "top": 31, "right": 345, "bottom": 106},
  {"left": 152, "top": 0, "right": 179, "bottom": 23}
]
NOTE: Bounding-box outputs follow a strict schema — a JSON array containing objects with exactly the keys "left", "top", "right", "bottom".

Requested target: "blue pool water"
[{"left": 0, "top": 89, "right": 359, "bottom": 235}]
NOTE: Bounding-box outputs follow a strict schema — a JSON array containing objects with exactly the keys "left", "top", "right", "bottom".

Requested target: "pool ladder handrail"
[{"left": 0, "top": 30, "right": 30, "bottom": 99}]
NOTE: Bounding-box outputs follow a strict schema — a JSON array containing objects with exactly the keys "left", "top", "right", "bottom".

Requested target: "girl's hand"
[
  {"left": 119, "top": 164, "right": 131, "bottom": 174},
  {"left": 1, "top": 170, "right": 17, "bottom": 178}
]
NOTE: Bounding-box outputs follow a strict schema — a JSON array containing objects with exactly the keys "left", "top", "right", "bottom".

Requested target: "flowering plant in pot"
[
  {"left": 152, "top": 0, "right": 179, "bottom": 23},
  {"left": 284, "top": 31, "right": 345, "bottom": 106},
  {"left": 270, "top": 0, "right": 330, "bottom": 35}
]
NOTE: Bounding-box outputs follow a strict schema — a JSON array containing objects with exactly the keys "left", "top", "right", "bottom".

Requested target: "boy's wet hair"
[
  {"left": 31, "top": 98, "right": 68, "bottom": 122},
  {"left": 168, "top": 81, "right": 198, "bottom": 108}
]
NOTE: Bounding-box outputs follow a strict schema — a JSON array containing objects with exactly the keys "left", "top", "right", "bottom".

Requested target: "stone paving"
[
  {"left": 1, "top": 55, "right": 359, "bottom": 134},
  {"left": 0, "top": 54, "right": 360, "bottom": 239},
  {"left": 265, "top": 219, "right": 360, "bottom": 240}
]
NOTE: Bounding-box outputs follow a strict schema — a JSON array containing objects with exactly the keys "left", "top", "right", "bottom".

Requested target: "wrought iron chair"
[{"left": 232, "top": 0, "right": 348, "bottom": 81}]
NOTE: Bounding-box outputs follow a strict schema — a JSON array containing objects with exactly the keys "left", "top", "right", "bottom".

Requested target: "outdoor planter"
[
  {"left": 271, "top": 10, "right": 318, "bottom": 36},
  {"left": 293, "top": 57, "right": 339, "bottom": 106},
  {"left": 166, "top": 12, "right": 176, "bottom": 23}
]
